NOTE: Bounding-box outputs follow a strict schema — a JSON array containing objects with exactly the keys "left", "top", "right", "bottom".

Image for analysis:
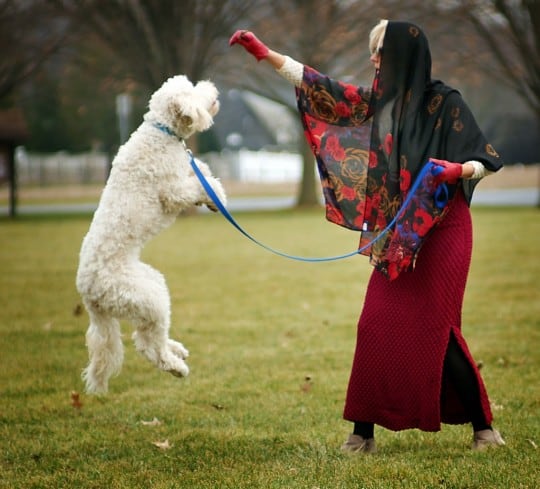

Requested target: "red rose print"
[
  {"left": 369, "top": 150, "right": 378, "bottom": 168},
  {"left": 304, "top": 118, "right": 328, "bottom": 152},
  {"left": 412, "top": 208, "right": 434, "bottom": 237},
  {"left": 335, "top": 101, "right": 352, "bottom": 118},
  {"left": 325, "top": 135, "right": 346, "bottom": 161},
  {"left": 326, "top": 204, "right": 344, "bottom": 225},
  {"left": 341, "top": 185, "right": 356, "bottom": 201},
  {"left": 384, "top": 133, "right": 393, "bottom": 155},
  {"left": 310, "top": 119, "right": 328, "bottom": 139},
  {"left": 376, "top": 211, "right": 387, "bottom": 230},
  {"left": 353, "top": 216, "right": 364, "bottom": 229},
  {"left": 344, "top": 86, "right": 362, "bottom": 105},
  {"left": 400, "top": 169, "right": 411, "bottom": 192},
  {"left": 370, "top": 192, "right": 381, "bottom": 209}
]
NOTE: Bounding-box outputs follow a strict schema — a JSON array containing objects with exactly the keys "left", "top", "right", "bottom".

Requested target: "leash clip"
[{"left": 180, "top": 138, "right": 191, "bottom": 154}]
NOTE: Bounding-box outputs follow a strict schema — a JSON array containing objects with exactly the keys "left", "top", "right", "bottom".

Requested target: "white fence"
[
  {"left": 14, "top": 148, "right": 303, "bottom": 186},
  {"left": 203, "top": 149, "right": 302, "bottom": 183},
  {"left": 15, "top": 149, "right": 110, "bottom": 186}
]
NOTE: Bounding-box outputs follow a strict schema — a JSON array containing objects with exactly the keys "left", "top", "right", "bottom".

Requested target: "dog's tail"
[{"left": 82, "top": 304, "right": 124, "bottom": 395}]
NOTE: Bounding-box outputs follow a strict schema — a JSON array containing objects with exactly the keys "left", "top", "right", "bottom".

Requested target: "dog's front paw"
[
  {"left": 157, "top": 348, "right": 189, "bottom": 377},
  {"left": 159, "top": 193, "right": 183, "bottom": 214},
  {"left": 166, "top": 358, "right": 190, "bottom": 378},
  {"left": 167, "top": 339, "right": 189, "bottom": 359}
]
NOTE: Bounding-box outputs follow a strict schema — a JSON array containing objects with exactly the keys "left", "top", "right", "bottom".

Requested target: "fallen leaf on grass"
[
  {"left": 140, "top": 417, "right": 162, "bottom": 426},
  {"left": 301, "top": 375, "right": 313, "bottom": 393},
  {"left": 70, "top": 391, "right": 83, "bottom": 409},
  {"left": 152, "top": 439, "right": 172, "bottom": 450},
  {"left": 526, "top": 439, "right": 537, "bottom": 449}
]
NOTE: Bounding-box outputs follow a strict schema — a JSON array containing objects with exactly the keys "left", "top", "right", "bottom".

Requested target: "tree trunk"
[{"left": 296, "top": 138, "right": 319, "bottom": 207}]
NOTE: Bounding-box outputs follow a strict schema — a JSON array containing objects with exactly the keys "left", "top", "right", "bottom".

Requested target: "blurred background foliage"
[{"left": 0, "top": 0, "right": 538, "bottom": 161}]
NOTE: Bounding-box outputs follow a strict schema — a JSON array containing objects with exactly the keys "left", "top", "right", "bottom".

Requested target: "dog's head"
[{"left": 146, "top": 75, "right": 219, "bottom": 139}]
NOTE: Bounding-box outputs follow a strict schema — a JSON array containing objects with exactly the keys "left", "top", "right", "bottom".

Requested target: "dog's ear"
[
  {"left": 180, "top": 114, "right": 193, "bottom": 129},
  {"left": 194, "top": 108, "right": 213, "bottom": 131},
  {"left": 168, "top": 96, "right": 193, "bottom": 129}
]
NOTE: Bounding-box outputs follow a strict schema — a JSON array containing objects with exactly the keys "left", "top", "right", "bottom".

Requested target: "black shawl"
[{"left": 296, "top": 21, "right": 503, "bottom": 279}]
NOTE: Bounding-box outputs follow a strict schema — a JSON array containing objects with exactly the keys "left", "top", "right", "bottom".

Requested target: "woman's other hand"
[{"left": 429, "top": 158, "right": 464, "bottom": 183}]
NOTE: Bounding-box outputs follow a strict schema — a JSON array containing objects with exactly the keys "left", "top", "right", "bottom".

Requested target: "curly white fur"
[{"left": 76, "top": 75, "right": 227, "bottom": 394}]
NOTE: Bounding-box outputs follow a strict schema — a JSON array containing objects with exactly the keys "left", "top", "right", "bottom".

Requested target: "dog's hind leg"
[
  {"left": 132, "top": 320, "right": 190, "bottom": 378},
  {"left": 82, "top": 304, "right": 124, "bottom": 394},
  {"left": 128, "top": 263, "right": 190, "bottom": 378}
]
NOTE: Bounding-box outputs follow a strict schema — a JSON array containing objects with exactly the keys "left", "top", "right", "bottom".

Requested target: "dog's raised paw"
[
  {"left": 167, "top": 339, "right": 189, "bottom": 359},
  {"left": 166, "top": 360, "right": 189, "bottom": 378}
]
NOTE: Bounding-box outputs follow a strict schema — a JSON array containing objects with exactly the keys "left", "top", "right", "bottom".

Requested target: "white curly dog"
[{"left": 76, "top": 75, "right": 226, "bottom": 394}]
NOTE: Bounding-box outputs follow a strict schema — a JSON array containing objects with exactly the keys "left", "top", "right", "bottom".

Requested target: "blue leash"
[
  {"left": 151, "top": 121, "right": 447, "bottom": 262},
  {"left": 190, "top": 151, "right": 446, "bottom": 262}
]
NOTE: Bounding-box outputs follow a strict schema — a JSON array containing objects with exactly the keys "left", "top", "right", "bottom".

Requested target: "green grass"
[{"left": 0, "top": 206, "right": 539, "bottom": 488}]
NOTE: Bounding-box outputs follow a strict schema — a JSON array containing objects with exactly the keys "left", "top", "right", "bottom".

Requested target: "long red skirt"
[{"left": 343, "top": 191, "right": 493, "bottom": 431}]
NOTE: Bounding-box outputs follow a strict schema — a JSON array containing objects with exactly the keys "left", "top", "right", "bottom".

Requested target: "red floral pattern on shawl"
[
  {"left": 296, "top": 67, "right": 449, "bottom": 279},
  {"left": 294, "top": 22, "right": 503, "bottom": 280}
]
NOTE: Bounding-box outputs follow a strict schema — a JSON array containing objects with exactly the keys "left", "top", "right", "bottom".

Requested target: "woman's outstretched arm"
[
  {"left": 229, "top": 30, "right": 303, "bottom": 86},
  {"left": 229, "top": 30, "right": 285, "bottom": 68}
]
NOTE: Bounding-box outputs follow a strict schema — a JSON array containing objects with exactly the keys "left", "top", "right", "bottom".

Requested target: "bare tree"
[
  {"left": 436, "top": 0, "right": 540, "bottom": 204},
  {"left": 50, "top": 0, "right": 258, "bottom": 90},
  {"left": 0, "top": 0, "right": 68, "bottom": 102},
  {"left": 454, "top": 0, "right": 540, "bottom": 124}
]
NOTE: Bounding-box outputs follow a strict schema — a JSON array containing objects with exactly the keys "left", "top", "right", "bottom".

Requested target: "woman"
[{"left": 230, "top": 20, "right": 505, "bottom": 452}]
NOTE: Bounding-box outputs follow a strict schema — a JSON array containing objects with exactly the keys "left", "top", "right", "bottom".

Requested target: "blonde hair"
[{"left": 369, "top": 19, "right": 388, "bottom": 55}]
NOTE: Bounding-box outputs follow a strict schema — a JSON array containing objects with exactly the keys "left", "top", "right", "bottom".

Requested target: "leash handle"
[
  {"left": 430, "top": 164, "right": 449, "bottom": 209},
  {"left": 190, "top": 153, "right": 443, "bottom": 262}
]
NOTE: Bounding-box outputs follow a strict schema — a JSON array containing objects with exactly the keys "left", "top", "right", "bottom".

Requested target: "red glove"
[
  {"left": 229, "top": 30, "right": 269, "bottom": 61},
  {"left": 429, "top": 158, "right": 463, "bottom": 184}
]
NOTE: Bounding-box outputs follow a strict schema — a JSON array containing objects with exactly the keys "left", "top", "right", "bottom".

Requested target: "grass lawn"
[{"left": 0, "top": 206, "right": 538, "bottom": 488}]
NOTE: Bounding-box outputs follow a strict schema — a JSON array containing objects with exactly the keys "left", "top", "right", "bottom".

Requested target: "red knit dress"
[{"left": 343, "top": 191, "right": 493, "bottom": 431}]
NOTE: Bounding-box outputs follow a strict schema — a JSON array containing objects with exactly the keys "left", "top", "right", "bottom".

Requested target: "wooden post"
[
  {"left": 8, "top": 146, "right": 16, "bottom": 217},
  {"left": 0, "top": 108, "right": 28, "bottom": 218}
]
